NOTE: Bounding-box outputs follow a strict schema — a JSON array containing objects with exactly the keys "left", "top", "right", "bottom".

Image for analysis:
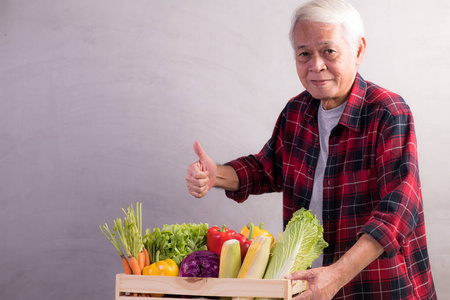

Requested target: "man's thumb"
[{"left": 193, "top": 141, "right": 208, "bottom": 161}]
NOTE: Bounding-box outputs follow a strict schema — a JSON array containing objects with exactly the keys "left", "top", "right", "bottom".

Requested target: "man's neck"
[{"left": 321, "top": 97, "right": 348, "bottom": 110}]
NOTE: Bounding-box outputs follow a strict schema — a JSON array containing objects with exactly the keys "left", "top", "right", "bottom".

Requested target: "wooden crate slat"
[{"left": 115, "top": 274, "right": 307, "bottom": 300}]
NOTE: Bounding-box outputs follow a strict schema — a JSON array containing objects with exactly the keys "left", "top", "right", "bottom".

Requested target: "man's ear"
[{"left": 356, "top": 36, "right": 366, "bottom": 65}]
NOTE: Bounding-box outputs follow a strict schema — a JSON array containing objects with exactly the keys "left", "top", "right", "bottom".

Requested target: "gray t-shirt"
[{"left": 310, "top": 101, "right": 346, "bottom": 268}]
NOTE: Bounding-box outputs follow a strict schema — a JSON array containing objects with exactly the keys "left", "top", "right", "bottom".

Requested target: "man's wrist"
[{"left": 215, "top": 165, "right": 239, "bottom": 191}]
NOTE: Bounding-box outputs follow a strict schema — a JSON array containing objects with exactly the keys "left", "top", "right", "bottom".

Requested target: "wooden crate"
[{"left": 115, "top": 274, "right": 307, "bottom": 300}]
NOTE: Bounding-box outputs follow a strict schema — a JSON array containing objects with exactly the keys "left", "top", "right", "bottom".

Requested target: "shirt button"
[
  {"left": 307, "top": 170, "right": 312, "bottom": 175},
  {"left": 327, "top": 180, "right": 331, "bottom": 185},
  {"left": 314, "top": 138, "right": 319, "bottom": 143}
]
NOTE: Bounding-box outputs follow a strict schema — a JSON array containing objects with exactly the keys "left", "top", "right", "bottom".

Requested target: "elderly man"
[{"left": 185, "top": 0, "right": 436, "bottom": 299}]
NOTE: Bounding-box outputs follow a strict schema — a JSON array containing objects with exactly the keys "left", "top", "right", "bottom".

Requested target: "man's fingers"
[
  {"left": 188, "top": 183, "right": 209, "bottom": 194},
  {"left": 186, "top": 161, "right": 210, "bottom": 198},
  {"left": 286, "top": 270, "right": 313, "bottom": 281},
  {"left": 193, "top": 141, "right": 208, "bottom": 162},
  {"left": 187, "top": 141, "right": 214, "bottom": 198},
  {"left": 186, "top": 173, "right": 209, "bottom": 186},
  {"left": 286, "top": 270, "right": 317, "bottom": 300},
  {"left": 187, "top": 181, "right": 209, "bottom": 198},
  {"left": 186, "top": 162, "right": 209, "bottom": 180}
]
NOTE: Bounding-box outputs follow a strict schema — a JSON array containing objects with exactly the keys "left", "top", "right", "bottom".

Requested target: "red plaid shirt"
[{"left": 225, "top": 73, "right": 436, "bottom": 299}]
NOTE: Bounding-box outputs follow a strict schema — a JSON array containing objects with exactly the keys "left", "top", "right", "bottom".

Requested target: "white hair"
[{"left": 289, "top": 0, "right": 364, "bottom": 56}]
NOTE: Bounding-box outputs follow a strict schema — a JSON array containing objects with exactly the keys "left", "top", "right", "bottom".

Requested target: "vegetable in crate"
[
  {"left": 142, "top": 256, "right": 179, "bottom": 297},
  {"left": 240, "top": 222, "right": 274, "bottom": 245},
  {"left": 144, "top": 222, "right": 208, "bottom": 266},
  {"left": 207, "top": 224, "right": 249, "bottom": 261},
  {"left": 237, "top": 235, "right": 272, "bottom": 279},
  {"left": 237, "top": 223, "right": 256, "bottom": 262},
  {"left": 206, "top": 225, "right": 236, "bottom": 256},
  {"left": 99, "top": 202, "right": 148, "bottom": 275},
  {"left": 142, "top": 257, "right": 179, "bottom": 277},
  {"left": 219, "top": 239, "right": 241, "bottom": 278},
  {"left": 233, "top": 235, "right": 272, "bottom": 300},
  {"left": 179, "top": 250, "right": 220, "bottom": 278},
  {"left": 99, "top": 220, "right": 132, "bottom": 274},
  {"left": 263, "top": 208, "right": 328, "bottom": 279}
]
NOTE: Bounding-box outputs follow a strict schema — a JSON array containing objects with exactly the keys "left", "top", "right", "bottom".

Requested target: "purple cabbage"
[{"left": 179, "top": 250, "right": 220, "bottom": 278}]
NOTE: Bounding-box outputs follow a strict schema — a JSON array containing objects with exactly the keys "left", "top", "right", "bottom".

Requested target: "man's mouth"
[{"left": 310, "top": 79, "right": 330, "bottom": 86}]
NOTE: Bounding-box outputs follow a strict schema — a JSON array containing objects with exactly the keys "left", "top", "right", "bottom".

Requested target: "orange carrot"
[
  {"left": 121, "top": 255, "right": 132, "bottom": 274},
  {"left": 143, "top": 248, "right": 150, "bottom": 266},
  {"left": 128, "top": 256, "right": 141, "bottom": 275},
  {"left": 138, "top": 251, "right": 145, "bottom": 272}
]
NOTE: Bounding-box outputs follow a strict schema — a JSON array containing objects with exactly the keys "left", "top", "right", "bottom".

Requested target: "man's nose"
[{"left": 309, "top": 54, "right": 327, "bottom": 72}]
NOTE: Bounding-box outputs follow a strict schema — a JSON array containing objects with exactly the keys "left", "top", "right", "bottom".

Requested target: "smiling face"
[{"left": 293, "top": 21, "right": 365, "bottom": 109}]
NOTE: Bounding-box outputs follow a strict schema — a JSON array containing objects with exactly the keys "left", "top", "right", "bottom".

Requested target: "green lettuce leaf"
[
  {"left": 143, "top": 222, "right": 209, "bottom": 266},
  {"left": 263, "top": 208, "right": 328, "bottom": 279}
]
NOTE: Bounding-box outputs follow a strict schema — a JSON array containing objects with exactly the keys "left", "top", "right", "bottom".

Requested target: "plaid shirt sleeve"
[{"left": 358, "top": 95, "right": 421, "bottom": 258}]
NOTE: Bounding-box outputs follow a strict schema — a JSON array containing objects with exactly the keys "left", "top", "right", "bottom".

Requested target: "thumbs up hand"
[{"left": 186, "top": 141, "right": 217, "bottom": 198}]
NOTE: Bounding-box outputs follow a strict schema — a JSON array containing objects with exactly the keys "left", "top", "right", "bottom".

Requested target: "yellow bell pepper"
[
  {"left": 142, "top": 258, "right": 179, "bottom": 276},
  {"left": 142, "top": 258, "right": 179, "bottom": 297},
  {"left": 258, "top": 222, "right": 274, "bottom": 245},
  {"left": 240, "top": 223, "right": 260, "bottom": 239},
  {"left": 240, "top": 222, "right": 274, "bottom": 245}
]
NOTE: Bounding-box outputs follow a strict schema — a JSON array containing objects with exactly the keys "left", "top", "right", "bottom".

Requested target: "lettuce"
[
  {"left": 263, "top": 208, "right": 328, "bottom": 279},
  {"left": 143, "top": 223, "right": 209, "bottom": 266}
]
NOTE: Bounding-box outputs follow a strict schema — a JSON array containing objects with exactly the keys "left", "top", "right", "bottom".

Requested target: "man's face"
[{"left": 293, "top": 21, "right": 365, "bottom": 108}]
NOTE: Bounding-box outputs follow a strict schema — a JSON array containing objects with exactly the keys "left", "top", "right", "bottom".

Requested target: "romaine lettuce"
[
  {"left": 263, "top": 208, "right": 328, "bottom": 279},
  {"left": 143, "top": 223, "right": 209, "bottom": 266}
]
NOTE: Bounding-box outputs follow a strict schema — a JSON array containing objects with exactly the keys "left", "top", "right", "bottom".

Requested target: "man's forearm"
[
  {"left": 214, "top": 165, "right": 239, "bottom": 192},
  {"left": 331, "top": 233, "right": 384, "bottom": 288}
]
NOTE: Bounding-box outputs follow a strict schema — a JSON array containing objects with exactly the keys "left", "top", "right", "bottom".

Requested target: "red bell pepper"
[
  {"left": 228, "top": 232, "right": 247, "bottom": 262},
  {"left": 207, "top": 225, "right": 237, "bottom": 256},
  {"left": 235, "top": 223, "right": 255, "bottom": 262}
]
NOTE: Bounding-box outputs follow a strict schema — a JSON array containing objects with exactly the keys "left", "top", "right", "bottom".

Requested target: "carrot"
[
  {"left": 121, "top": 255, "right": 132, "bottom": 275},
  {"left": 121, "top": 203, "right": 145, "bottom": 266},
  {"left": 143, "top": 247, "right": 150, "bottom": 266},
  {"left": 128, "top": 256, "right": 141, "bottom": 275},
  {"left": 100, "top": 223, "right": 133, "bottom": 274},
  {"left": 101, "top": 202, "right": 146, "bottom": 277},
  {"left": 138, "top": 251, "right": 145, "bottom": 272}
]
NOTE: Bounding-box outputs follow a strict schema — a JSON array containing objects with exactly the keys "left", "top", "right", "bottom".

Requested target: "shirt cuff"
[
  {"left": 358, "top": 217, "right": 401, "bottom": 259},
  {"left": 224, "top": 159, "right": 253, "bottom": 203}
]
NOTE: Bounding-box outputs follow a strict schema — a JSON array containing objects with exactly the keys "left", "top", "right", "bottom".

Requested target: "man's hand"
[
  {"left": 286, "top": 234, "right": 384, "bottom": 300},
  {"left": 287, "top": 267, "right": 341, "bottom": 300},
  {"left": 186, "top": 141, "right": 217, "bottom": 198}
]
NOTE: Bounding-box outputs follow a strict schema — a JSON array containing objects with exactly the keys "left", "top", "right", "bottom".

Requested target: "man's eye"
[
  {"left": 298, "top": 52, "right": 309, "bottom": 57},
  {"left": 325, "top": 49, "right": 336, "bottom": 55}
]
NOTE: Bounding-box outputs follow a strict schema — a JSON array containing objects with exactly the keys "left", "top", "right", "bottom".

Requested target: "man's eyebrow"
[
  {"left": 296, "top": 45, "right": 309, "bottom": 51},
  {"left": 320, "top": 41, "right": 337, "bottom": 47},
  {"left": 295, "top": 41, "right": 337, "bottom": 50}
]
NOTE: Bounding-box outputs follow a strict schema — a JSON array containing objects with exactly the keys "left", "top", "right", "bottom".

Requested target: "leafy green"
[
  {"left": 143, "top": 223, "right": 209, "bottom": 266},
  {"left": 263, "top": 208, "right": 328, "bottom": 279}
]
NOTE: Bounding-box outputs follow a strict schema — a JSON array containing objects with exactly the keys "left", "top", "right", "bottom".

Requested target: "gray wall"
[{"left": 1, "top": 0, "right": 448, "bottom": 299}]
